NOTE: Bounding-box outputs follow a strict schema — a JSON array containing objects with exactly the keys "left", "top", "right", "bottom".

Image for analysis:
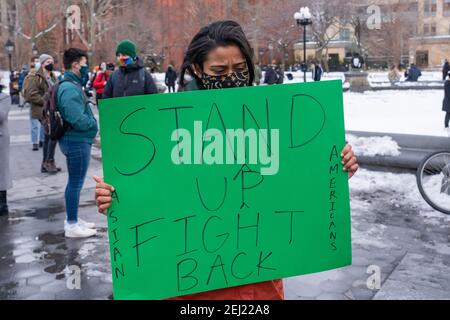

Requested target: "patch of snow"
[
  {"left": 78, "top": 243, "right": 96, "bottom": 259},
  {"left": 344, "top": 89, "right": 446, "bottom": 137},
  {"left": 346, "top": 134, "right": 401, "bottom": 157}
]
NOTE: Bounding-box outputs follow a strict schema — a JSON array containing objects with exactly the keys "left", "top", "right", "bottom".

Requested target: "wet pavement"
[{"left": 2, "top": 104, "right": 450, "bottom": 300}]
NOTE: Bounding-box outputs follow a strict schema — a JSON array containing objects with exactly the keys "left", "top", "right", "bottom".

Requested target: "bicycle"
[{"left": 417, "top": 151, "right": 450, "bottom": 215}]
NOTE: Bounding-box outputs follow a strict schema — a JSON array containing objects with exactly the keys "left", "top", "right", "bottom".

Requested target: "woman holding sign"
[{"left": 94, "top": 20, "right": 358, "bottom": 300}]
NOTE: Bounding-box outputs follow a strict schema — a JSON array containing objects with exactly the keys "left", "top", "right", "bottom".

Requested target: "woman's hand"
[
  {"left": 93, "top": 175, "right": 115, "bottom": 215},
  {"left": 341, "top": 144, "right": 358, "bottom": 179}
]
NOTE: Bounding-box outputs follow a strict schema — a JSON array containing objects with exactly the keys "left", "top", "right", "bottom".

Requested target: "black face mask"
[
  {"left": 44, "top": 64, "right": 54, "bottom": 72},
  {"left": 200, "top": 71, "right": 249, "bottom": 90}
]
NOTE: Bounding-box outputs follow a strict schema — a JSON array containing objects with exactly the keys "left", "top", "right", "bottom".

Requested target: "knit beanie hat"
[
  {"left": 116, "top": 40, "right": 137, "bottom": 58},
  {"left": 39, "top": 54, "right": 53, "bottom": 65}
]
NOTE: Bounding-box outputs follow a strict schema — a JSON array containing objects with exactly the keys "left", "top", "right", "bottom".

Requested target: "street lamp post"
[
  {"left": 294, "top": 7, "right": 312, "bottom": 83},
  {"left": 5, "top": 39, "right": 15, "bottom": 74}
]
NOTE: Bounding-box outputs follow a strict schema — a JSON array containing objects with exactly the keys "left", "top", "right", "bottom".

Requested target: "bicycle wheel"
[{"left": 417, "top": 151, "right": 450, "bottom": 215}]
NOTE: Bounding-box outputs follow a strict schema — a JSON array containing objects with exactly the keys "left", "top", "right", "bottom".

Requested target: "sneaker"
[
  {"left": 65, "top": 219, "right": 96, "bottom": 229},
  {"left": 64, "top": 223, "right": 97, "bottom": 238},
  {"left": 78, "top": 218, "right": 96, "bottom": 229},
  {"left": 32, "top": 144, "right": 39, "bottom": 151},
  {"left": 39, "top": 141, "right": 43, "bottom": 148}
]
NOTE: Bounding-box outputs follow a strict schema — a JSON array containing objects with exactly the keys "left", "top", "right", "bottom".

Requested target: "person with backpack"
[
  {"left": 57, "top": 48, "right": 98, "bottom": 238},
  {"left": 22, "top": 54, "right": 61, "bottom": 174},
  {"left": 103, "top": 40, "right": 158, "bottom": 98}
]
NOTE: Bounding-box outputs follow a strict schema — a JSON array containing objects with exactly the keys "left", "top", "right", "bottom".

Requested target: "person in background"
[
  {"left": 18, "top": 65, "right": 29, "bottom": 108},
  {"left": 22, "top": 54, "right": 61, "bottom": 174},
  {"left": 264, "top": 62, "right": 278, "bottom": 85},
  {"left": 58, "top": 69, "right": 65, "bottom": 81},
  {"left": 165, "top": 65, "right": 177, "bottom": 93},
  {"left": 57, "top": 48, "right": 98, "bottom": 238},
  {"left": 254, "top": 61, "right": 262, "bottom": 86},
  {"left": 405, "top": 63, "right": 422, "bottom": 82},
  {"left": 443, "top": 71, "right": 450, "bottom": 137},
  {"left": 443, "top": 59, "right": 449, "bottom": 81},
  {"left": 94, "top": 20, "right": 359, "bottom": 300},
  {"left": 388, "top": 64, "right": 401, "bottom": 84},
  {"left": 103, "top": 40, "right": 158, "bottom": 98},
  {"left": 0, "top": 84, "right": 12, "bottom": 216},
  {"left": 22, "top": 57, "right": 44, "bottom": 150},
  {"left": 9, "top": 72, "right": 20, "bottom": 105},
  {"left": 106, "top": 63, "right": 115, "bottom": 72},
  {"left": 92, "top": 62, "right": 110, "bottom": 104}
]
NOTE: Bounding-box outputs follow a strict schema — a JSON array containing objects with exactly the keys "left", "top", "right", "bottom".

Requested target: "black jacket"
[
  {"left": 443, "top": 80, "right": 450, "bottom": 112},
  {"left": 443, "top": 62, "right": 450, "bottom": 81},
  {"left": 264, "top": 67, "right": 278, "bottom": 85},
  {"left": 103, "top": 57, "right": 158, "bottom": 98}
]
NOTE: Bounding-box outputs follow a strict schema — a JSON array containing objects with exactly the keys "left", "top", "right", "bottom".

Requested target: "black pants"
[
  {"left": 43, "top": 134, "right": 57, "bottom": 162},
  {"left": 445, "top": 112, "right": 450, "bottom": 128},
  {"left": 168, "top": 85, "right": 175, "bottom": 93}
]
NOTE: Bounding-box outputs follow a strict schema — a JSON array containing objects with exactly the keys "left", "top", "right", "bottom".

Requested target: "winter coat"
[
  {"left": 388, "top": 69, "right": 401, "bottom": 82},
  {"left": 313, "top": 65, "right": 323, "bottom": 81},
  {"left": 443, "top": 62, "right": 450, "bottom": 81},
  {"left": 103, "top": 57, "right": 158, "bottom": 98},
  {"left": 22, "top": 68, "right": 56, "bottom": 119},
  {"left": 405, "top": 66, "right": 422, "bottom": 82},
  {"left": 165, "top": 68, "right": 177, "bottom": 86},
  {"left": 92, "top": 71, "right": 109, "bottom": 95},
  {"left": 0, "top": 93, "right": 12, "bottom": 191},
  {"left": 443, "top": 80, "right": 450, "bottom": 112},
  {"left": 264, "top": 67, "right": 278, "bottom": 85},
  {"left": 56, "top": 71, "right": 98, "bottom": 144},
  {"left": 168, "top": 78, "right": 285, "bottom": 301},
  {"left": 276, "top": 68, "right": 284, "bottom": 84}
]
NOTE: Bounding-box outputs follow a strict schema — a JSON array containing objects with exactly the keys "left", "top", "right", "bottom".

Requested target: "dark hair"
[
  {"left": 180, "top": 20, "right": 255, "bottom": 87},
  {"left": 63, "top": 48, "right": 87, "bottom": 70}
]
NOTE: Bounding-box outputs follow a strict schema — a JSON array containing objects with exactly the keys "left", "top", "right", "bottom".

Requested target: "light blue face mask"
[{"left": 34, "top": 62, "right": 41, "bottom": 70}]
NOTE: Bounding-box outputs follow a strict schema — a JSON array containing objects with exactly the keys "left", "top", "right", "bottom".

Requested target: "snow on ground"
[
  {"left": 344, "top": 89, "right": 446, "bottom": 137},
  {"left": 350, "top": 167, "right": 450, "bottom": 223},
  {"left": 346, "top": 134, "right": 401, "bottom": 157}
]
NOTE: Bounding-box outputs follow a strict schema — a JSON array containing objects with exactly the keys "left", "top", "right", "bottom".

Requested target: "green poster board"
[{"left": 98, "top": 80, "right": 351, "bottom": 300}]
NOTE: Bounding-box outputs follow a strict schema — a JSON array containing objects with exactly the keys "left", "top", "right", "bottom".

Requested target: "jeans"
[
  {"left": 59, "top": 137, "right": 92, "bottom": 223},
  {"left": 446, "top": 112, "right": 450, "bottom": 128},
  {"left": 30, "top": 117, "right": 44, "bottom": 145},
  {"left": 43, "top": 134, "right": 57, "bottom": 162}
]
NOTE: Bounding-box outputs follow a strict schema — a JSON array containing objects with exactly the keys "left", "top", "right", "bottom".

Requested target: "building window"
[
  {"left": 445, "top": 0, "right": 450, "bottom": 17},
  {"left": 416, "top": 50, "right": 429, "bottom": 67},
  {"left": 424, "top": 23, "right": 437, "bottom": 36},
  {"left": 424, "top": 0, "right": 437, "bottom": 16}
]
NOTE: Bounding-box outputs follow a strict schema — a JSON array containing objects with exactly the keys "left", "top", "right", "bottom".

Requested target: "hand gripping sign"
[{"left": 98, "top": 80, "right": 351, "bottom": 300}]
